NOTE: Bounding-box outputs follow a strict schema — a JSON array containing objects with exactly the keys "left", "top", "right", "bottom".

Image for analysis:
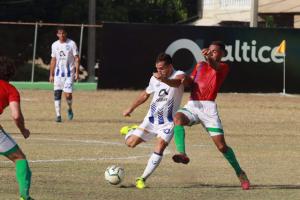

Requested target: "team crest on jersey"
[{"left": 66, "top": 45, "right": 70, "bottom": 51}]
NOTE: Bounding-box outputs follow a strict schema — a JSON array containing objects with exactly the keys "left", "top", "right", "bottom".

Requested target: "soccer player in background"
[
  {"left": 49, "top": 26, "right": 80, "bottom": 122},
  {"left": 120, "top": 53, "right": 187, "bottom": 189},
  {"left": 172, "top": 41, "right": 250, "bottom": 190},
  {"left": 0, "top": 56, "right": 33, "bottom": 200}
]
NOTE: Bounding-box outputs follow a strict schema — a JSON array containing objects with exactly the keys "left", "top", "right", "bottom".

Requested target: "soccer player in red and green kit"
[
  {"left": 0, "top": 56, "right": 33, "bottom": 199},
  {"left": 172, "top": 41, "right": 250, "bottom": 190}
]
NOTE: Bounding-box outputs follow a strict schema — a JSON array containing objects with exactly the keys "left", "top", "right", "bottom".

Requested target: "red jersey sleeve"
[
  {"left": 0, "top": 81, "right": 20, "bottom": 115},
  {"left": 8, "top": 84, "right": 20, "bottom": 103}
]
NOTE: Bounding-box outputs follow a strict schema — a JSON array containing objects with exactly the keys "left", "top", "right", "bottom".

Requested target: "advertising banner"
[{"left": 99, "top": 22, "right": 300, "bottom": 93}]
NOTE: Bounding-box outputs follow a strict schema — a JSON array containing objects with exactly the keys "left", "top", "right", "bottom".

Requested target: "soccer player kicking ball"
[
  {"left": 120, "top": 53, "right": 186, "bottom": 189},
  {"left": 172, "top": 41, "right": 250, "bottom": 190},
  {"left": 49, "top": 26, "right": 80, "bottom": 122},
  {"left": 0, "top": 57, "right": 33, "bottom": 200}
]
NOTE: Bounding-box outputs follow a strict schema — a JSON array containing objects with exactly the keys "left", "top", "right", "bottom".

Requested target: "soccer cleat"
[
  {"left": 238, "top": 170, "right": 250, "bottom": 190},
  {"left": 136, "top": 177, "right": 146, "bottom": 189},
  {"left": 67, "top": 109, "right": 73, "bottom": 120},
  {"left": 20, "top": 197, "right": 34, "bottom": 200},
  {"left": 56, "top": 116, "right": 62, "bottom": 122},
  {"left": 120, "top": 125, "right": 138, "bottom": 135},
  {"left": 172, "top": 153, "right": 190, "bottom": 164}
]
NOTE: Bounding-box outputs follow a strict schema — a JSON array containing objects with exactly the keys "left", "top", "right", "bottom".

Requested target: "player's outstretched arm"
[
  {"left": 182, "top": 75, "right": 193, "bottom": 87},
  {"left": 123, "top": 91, "right": 150, "bottom": 117},
  {"left": 9, "top": 101, "right": 30, "bottom": 139},
  {"left": 153, "top": 73, "right": 185, "bottom": 88}
]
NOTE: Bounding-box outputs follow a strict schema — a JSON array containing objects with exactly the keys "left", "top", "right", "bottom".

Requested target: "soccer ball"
[{"left": 104, "top": 165, "right": 125, "bottom": 185}]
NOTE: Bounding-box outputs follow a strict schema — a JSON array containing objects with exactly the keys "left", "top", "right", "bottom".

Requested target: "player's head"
[
  {"left": 56, "top": 26, "right": 67, "bottom": 42},
  {"left": 155, "top": 53, "right": 173, "bottom": 78},
  {"left": 0, "top": 56, "right": 16, "bottom": 81},
  {"left": 208, "top": 41, "right": 226, "bottom": 62}
]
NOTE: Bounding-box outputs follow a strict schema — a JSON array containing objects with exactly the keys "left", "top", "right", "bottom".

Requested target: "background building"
[{"left": 193, "top": 0, "right": 300, "bottom": 28}]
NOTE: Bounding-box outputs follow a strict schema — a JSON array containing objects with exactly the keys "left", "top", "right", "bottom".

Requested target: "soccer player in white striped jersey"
[
  {"left": 49, "top": 26, "right": 80, "bottom": 122},
  {"left": 121, "top": 53, "right": 187, "bottom": 189}
]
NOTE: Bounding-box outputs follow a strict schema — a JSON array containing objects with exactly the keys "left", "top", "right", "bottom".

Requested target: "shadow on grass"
[
  {"left": 134, "top": 183, "right": 300, "bottom": 190},
  {"left": 186, "top": 183, "right": 300, "bottom": 190}
]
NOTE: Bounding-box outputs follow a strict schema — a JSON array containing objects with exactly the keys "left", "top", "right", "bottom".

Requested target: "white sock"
[
  {"left": 54, "top": 100, "right": 61, "bottom": 117},
  {"left": 141, "top": 152, "right": 163, "bottom": 180},
  {"left": 66, "top": 99, "right": 72, "bottom": 110}
]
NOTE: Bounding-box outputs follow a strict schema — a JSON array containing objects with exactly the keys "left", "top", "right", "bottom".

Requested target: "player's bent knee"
[
  {"left": 154, "top": 139, "right": 168, "bottom": 154},
  {"left": 7, "top": 149, "right": 26, "bottom": 162},
  {"left": 65, "top": 93, "right": 72, "bottom": 99},
  {"left": 217, "top": 144, "right": 227, "bottom": 153},
  {"left": 174, "top": 113, "right": 189, "bottom": 125},
  {"left": 125, "top": 138, "right": 138, "bottom": 148},
  {"left": 54, "top": 90, "right": 62, "bottom": 100}
]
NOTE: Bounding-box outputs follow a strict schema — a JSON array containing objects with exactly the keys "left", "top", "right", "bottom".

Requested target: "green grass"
[{"left": 0, "top": 90, "right": 299, "bottom": 199}]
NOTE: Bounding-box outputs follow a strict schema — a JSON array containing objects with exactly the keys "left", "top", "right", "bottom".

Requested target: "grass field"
[{"left": 0, "top": 90, "right": 299, "bottom": 200}]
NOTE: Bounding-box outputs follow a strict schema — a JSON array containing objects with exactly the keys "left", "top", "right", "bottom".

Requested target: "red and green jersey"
[
  {"left": 190, "top": 61, "right": 229, "bottom": 101},
  {"left": 0, "top": 80, "right": 20, "bottom": 115}
]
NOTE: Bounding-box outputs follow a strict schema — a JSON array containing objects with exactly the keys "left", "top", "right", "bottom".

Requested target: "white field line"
[
  {"left": 22, "top": 98, "right": 37, "bottom": 101},
  {"left": 14, "top": 136, "right": 209, "bottom": 148},
  {"left": 0, "top": 155, "right": 153, "bottom": 164},
  {"left": 249, "top": 93, "right": 300, "bottom": 97},
  {"left": 0, "top": 136, "right": 172, "bottom": 164},
  {"left": 14, "top": 136, "right": 151, "bottom": 148}
]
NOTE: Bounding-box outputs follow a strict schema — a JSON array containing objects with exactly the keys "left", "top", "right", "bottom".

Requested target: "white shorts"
[
  {"left": 177, "top": 100, "right": 224, "bottom": 136},
  {"left": 0, "top": 127, "right": 17, "bottom": 155},
  {"left": 127, "top": 119, "right": 174, "bottom": 143},
  {"left": 54, "top": 76, "right": 73, "bottom": 93}
]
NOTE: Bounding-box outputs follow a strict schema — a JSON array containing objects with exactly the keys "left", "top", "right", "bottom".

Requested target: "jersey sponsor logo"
[
  {"left": 59, "top": 51, "right": 66, "bottom": 57},
  {"left": 166, "top": 38, "right": 284, "bottom": 64},
  {"left": 158, "top": 89, "right": 168, "bottom": 96},
  {"left": 156, "top": 89, "right": 169, "bottom": 103}
]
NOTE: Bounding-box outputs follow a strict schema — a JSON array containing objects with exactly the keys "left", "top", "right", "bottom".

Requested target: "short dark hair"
[
  {"left": 156, "top": 53, "right": 172, "bottom": 65},
  {"left": 0, "top": 56, "right": 16, "bottom": 81},
  {"left": 211, "top": 41, "right": 226, "bottom": 52},
  {"left": 57, "top": 26, "right": 67, "bottom": 33}
]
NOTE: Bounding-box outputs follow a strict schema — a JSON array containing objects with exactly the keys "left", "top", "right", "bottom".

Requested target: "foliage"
[{"left": 0, "top": 0, "right": 190, "bottom": 24}]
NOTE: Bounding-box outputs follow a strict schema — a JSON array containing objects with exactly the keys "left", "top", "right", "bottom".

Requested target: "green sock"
[
  {"left": 16, "top": 159, "right": 32, "bottom": 199},
  {"left": 223, "top": 146, "right": 242, "bottom": 175},
  {"left": 174, "top": 125, "right": 186, "bottom": 154}
]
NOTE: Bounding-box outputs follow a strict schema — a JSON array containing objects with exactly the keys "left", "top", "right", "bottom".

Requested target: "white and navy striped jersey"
[
  {"left": 145, "top": 69, "right": 184, "bottom": 125},
  {"left": 51, "top": 39, "right": 78, "bottom": 78}
]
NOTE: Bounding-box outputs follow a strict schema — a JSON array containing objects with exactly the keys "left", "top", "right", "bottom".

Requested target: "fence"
[{"left": 0, "top": 21, "right": 102, "bottom": 82}]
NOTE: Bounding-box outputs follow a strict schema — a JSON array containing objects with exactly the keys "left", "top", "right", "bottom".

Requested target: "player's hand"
[
  {"left": 21, "top": 128, "right": 30, "bottom": 139},
  {"left": 153, "top": 72, "right": 162, "bottom": 80},
  {"left": 123, "top": 108, "right": 133, "bottom": 117},
  {"left": 75, "top": 73, "right": 79, "bottom": 81},
  {"left": 202, "top": 48, "right": 212, "bottom": 58},
  {"left": 153, "top": 72, "right": 167, "bottom": 82},
  {"left": 49, "top": 75, "right": 54, "bottom": 83}
]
